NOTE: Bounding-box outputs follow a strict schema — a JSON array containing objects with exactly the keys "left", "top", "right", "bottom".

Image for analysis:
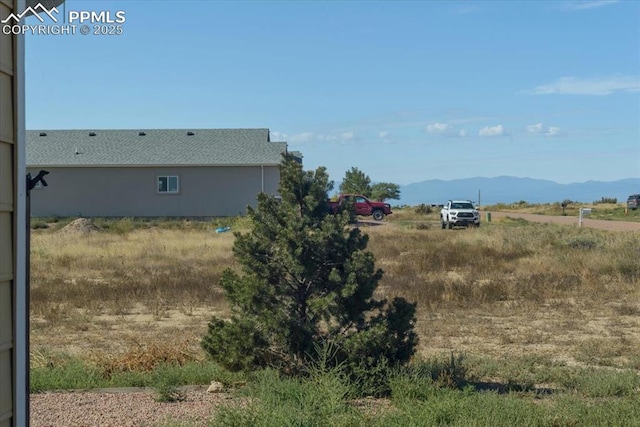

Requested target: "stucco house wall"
[
  {"left": 26, "top": 128, "right": 290, "bottom": 217},
  {"left": 27, "top": 165, "right": 280, "bottom": 217}
]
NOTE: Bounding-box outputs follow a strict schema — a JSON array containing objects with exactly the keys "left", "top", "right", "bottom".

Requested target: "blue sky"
[{"left": 22, "top": 0, "right": 640, "bottom": 186}]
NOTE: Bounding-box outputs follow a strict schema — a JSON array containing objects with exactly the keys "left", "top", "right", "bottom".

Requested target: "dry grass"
[
  {"left": 483, "top": 201, "right": 640, "bottom": 221},
  {"left": 30, "top": 215, "right": 640, "bottom": 372},
  {"left": 31, "top": 228, "right": 234, "bottom": 316},
  {"left": 371, "top": 211, "right": 640, "bottom": 367}
]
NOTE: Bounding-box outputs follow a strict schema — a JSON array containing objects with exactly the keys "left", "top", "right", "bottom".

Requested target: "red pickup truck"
[{"left": 327, "top": 194, "right": 392, "bottom": 221}]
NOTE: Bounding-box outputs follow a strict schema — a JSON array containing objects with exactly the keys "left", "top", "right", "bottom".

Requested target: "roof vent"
[
  {"left": 187, "top": 131, "right": 195, "bottom": 136},
  {"left": 139, "top": 132, "right": 146, "bottom": 136},
  {"left": 39, "top": 132, "right": 47, "bottom": 136},
  {"left": 89, "top": 132, "right": 96, "bottom": 136}
]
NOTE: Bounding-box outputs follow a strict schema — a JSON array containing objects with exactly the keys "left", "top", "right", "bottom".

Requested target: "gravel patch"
[{"left": 30, "top": 387, "right": 233, "bottom": 427}]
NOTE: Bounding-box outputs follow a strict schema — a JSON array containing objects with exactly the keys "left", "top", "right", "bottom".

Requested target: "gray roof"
[{"left": 27, "top": 129, "right": 288, "bottom": 167}]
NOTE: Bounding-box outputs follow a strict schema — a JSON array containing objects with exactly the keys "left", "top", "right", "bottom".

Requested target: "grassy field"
[
  {"left": 29, "top": 209, "right": 640, "bottom": 424},
  {"left": 482, "top": 200, "right": 640, "bottom": 221}
]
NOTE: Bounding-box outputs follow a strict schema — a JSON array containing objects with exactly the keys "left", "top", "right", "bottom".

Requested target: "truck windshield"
[{"left": 452, "top": 203, "right": 474, "bottom": 209}]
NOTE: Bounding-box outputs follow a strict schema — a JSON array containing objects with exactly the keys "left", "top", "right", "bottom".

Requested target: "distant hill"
[{"left": 399, "top": 177, "right": 640, "bottom": 206}]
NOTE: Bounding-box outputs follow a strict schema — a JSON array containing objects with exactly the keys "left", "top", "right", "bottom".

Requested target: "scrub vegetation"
[{"left": 30, "top": 200, "right": 640, "bottom": 424}]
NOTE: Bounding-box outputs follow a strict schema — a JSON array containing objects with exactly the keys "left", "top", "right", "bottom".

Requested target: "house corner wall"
[{"left": 0, "top": 0, "right": 27, "bottom": 426}]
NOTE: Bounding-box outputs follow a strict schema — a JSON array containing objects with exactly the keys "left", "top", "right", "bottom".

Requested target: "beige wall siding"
[
  {"left": 28, "top": 165, "right": 281, "bottom": 217},
  {"left": 0, "top": 1, "right": 18, "bottom": 425}
]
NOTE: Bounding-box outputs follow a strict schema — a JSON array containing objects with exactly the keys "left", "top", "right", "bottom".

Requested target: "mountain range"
[{"left": 398, "top": 177, "right": 640, "bottom": 206}]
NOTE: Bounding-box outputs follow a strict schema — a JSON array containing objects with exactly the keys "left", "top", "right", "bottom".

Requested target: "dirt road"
[{"left": 487, "top": 211, "right": 640, "bottom": 231}]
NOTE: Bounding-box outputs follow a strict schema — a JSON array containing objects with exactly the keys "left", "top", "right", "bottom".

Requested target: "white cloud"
[
  {"left": 526, "top": 123, "right": 564, "bottom": 137},
  {"left": 270, "top": 131, "right": 287, "bottom": 141},
  {"left": 289, "top": 132, "right": 314, "bottom": 143},
  {"left": 340, "top": 132, "right": 354, "bottom": 141},
  {"left": 478, "top": 125, "right": 505, "bottom": 137},
  {"left": 526, "top": 123, "right": 544, "bottom": 134},
  {"left": 377, "top": 131, "right": 395, "bottom": 144},
  {"left": 527, "top": 76, "right": 640, "bottom": 95},
  {"left": 563, "top": 0, "right": 619, "bottom": 10},
  {"left": 286, "top": 131, "right": 357, "bottom": 145},
  {"left": 545, "top": 126, "right": 563, "bottom": 137},
  {"left": 427, "top": 123, "right": 451, "bottom": 134},
  {"left": 426, "top": 122, "right": 467, "bottom": 137}
]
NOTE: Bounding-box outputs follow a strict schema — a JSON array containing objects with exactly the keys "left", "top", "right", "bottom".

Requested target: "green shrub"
[
  {"left": 31, "top": 353, "right": 241, "bottom": 393},
  {"left": 152, "top": 364, "right": 185, "bottom": 402},
  {"left": 92, "top": 217, "right": 135, "bottom": 234},
  {"left": 31, "top": 219, "right": 49, "bottom": 229},
  {"left": 562, "top": 369, "right": 640, "bottom": 397},
  {"left": 413, "top": 222, "right": 430, "bottom": 230},
  {"left": 594, "top": 196, "right": 617, "bottom": 204},
  {"left": 213, "top": 368, "right": 363, "bottom": 427},
  {"left": 566, "top": 236, "right": 599, "bottom": 250},
  {"left": 202, "top": 155, "right": 418, "bottom": 392},
  {"left": 391, "top": 353, "right": 470, "bottom": 401},
  {"left": 414, "top": 204, "right": 433, "bottom": 215},
  {"left": 31, "top": 358, "right": 103, "bottom": 392}
]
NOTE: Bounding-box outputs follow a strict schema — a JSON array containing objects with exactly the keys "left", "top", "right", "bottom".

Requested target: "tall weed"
[{"left": 214, "top": 368, "right": 363, "bottom": 427}]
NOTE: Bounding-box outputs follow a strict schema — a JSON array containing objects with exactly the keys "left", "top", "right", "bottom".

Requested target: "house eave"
[{"left": 26, "top": 163, "right": 281, "bottom": 168}]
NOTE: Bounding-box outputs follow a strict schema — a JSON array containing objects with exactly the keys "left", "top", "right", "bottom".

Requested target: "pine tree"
[
  {"left": 202, "top": 154, "right": 418, "bottom": 380},
  {"left": 370, "top": 182, "right": 401, "bottom": 202},
  {"left": 339, "top": 167, "right": 372, "bottom": 196}
]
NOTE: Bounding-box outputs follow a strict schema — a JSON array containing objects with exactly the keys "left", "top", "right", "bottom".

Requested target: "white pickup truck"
[{"left": 441, "top": 200, "right": 480, "bottom": 229}]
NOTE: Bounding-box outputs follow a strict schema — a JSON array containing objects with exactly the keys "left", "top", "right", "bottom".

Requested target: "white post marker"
[{"left": 579, "top": 208, "right": 592, "bottom": 227}]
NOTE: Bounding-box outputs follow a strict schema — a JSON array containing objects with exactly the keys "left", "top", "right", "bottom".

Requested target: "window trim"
[{"left": 157, "top": 175, "right": 180, "bottom": 194}]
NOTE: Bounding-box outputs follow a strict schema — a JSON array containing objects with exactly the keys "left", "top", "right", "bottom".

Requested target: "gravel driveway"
[{"left": 30, "top": 387, "right": 232, "bottom": 427}]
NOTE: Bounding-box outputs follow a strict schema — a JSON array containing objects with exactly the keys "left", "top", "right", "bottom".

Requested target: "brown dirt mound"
[{"left": 59, "top": 218, "right": 101, "bottom": 234}]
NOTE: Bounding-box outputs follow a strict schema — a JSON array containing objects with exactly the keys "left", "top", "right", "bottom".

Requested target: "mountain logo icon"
[{"left": 1, "top": 3, "right": 59, "bottom": 24}]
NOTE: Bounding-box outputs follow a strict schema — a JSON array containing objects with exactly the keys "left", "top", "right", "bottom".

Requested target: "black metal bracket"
[{"left": 26, "top": 169, "right": 49, "bottom": 194}]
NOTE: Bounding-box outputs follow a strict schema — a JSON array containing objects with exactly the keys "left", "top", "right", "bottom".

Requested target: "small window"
[{"left": 158, "top": 176, "right": 179, "bottom": 193}]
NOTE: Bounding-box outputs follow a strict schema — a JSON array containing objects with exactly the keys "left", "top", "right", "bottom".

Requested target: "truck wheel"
[
  {"left": 441, "top": 219, "right": 446, "bottom": 229},
  {"left": 372, "top": 210, "right": 384, "bottom": 221},
  {"left": 447, "top": 220, "right": 453, "bottom": 229}
]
